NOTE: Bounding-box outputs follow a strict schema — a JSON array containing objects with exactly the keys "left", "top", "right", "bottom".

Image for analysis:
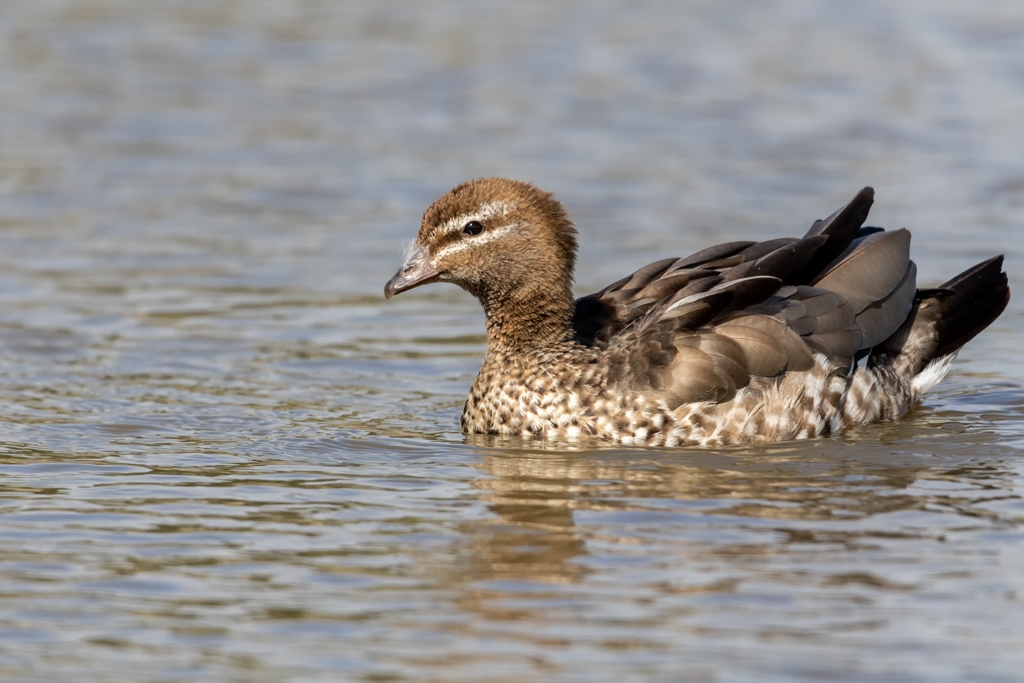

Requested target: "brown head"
[{"left": 385, "top": 178, "right": 580, "bottom": 348}]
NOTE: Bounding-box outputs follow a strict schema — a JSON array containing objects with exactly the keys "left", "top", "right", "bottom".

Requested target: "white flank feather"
[{"left": 912, "top": 352, "right": 958, "bottom": 396}]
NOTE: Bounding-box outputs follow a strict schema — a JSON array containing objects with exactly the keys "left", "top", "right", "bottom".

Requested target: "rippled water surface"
[{"left": 2, "top": 1, "right": 1024, "bottom": 681}]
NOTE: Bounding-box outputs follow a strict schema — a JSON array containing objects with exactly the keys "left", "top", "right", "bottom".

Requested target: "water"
[{"left": 1, "top": 1, "right": 1023, "bottom": 681}]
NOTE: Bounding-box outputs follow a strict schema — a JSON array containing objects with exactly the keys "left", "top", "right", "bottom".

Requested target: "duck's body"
[{"left": 386, "top": 179, "right": 1009, "bottom": 446}]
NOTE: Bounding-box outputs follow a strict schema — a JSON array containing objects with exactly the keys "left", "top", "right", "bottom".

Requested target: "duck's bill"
[{"left": 384, "top": 247, "right": 440, "bottom": 299}]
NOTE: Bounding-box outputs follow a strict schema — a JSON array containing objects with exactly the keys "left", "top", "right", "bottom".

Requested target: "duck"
[{"left": 385, "top": 178, "right": 1010, "bottom": 446}]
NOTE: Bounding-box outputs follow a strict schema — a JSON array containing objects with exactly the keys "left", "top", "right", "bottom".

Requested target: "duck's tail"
[
  {"left": 920, "top": 256, "right": 1010, "bottom": 359},
  {"left": 899, "top": 255, "right": 1010, "bottom": 395},
  {"left": 839, "top": 256, "right": 1009, "bottom": 428}
]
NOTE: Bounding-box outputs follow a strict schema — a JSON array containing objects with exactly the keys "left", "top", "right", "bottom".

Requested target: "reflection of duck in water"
[
  {"left": 387, "top": 179, "right": 1009, "bottom": 446},
  {"left": 462, "top": 442, "right": 939, "bottom": 584}
]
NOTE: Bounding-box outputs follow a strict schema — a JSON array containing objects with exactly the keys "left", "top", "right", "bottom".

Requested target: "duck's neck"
[{"left": 479, "top": 281, "right": 576, "bottom": 356}]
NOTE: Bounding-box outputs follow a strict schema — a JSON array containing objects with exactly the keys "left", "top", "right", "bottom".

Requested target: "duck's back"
[{"left": 559, "top": 187, "right": 1008, "bottom": 445}]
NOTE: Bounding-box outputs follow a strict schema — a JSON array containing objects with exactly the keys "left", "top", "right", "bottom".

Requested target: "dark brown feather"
[
  {"left": 814, "top": 229, "right": 912, "bottom": 312},
  {"left": 790, "top": 186, "right": 875, "bottom": 283},
  {"left": 673, "top": 241, "right": 756, "bottom": 268},
  {"left": 855, "top": 260, "right": 918, "bottom": 348},
  {"left": 926, "top": 255, "right": 1010, "bottom": 358}
]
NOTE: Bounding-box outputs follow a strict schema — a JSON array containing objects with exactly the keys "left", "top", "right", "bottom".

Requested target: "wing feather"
[{"left": 571, "top": 187, "right": 924, "bottom": 408}]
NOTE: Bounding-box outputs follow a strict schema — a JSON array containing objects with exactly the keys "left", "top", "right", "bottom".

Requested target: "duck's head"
[{"left": 384, "top": 178, "right": 578, "bottom": 304}]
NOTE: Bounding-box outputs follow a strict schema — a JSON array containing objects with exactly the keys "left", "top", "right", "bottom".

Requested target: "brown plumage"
[{"left": 385, "top": 178, "right": 1010, "bottom": 446}]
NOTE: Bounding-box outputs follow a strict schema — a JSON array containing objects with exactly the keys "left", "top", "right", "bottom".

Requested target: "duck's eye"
[{"left": 462, "top": 221, "right": 483, "bottom": 236}]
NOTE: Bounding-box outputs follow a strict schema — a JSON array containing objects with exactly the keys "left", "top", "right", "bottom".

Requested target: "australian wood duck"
[{"left": 385, "top": 178, "right": 1010, "bottom": 446}]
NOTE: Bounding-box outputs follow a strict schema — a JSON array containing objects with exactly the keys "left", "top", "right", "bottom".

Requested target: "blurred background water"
[{"left": 1, "top": 1, "right": 1023, "bottom": 681}]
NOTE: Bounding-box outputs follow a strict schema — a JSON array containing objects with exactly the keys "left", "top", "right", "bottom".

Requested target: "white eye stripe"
[
  {"left": 436, "top": 201, "right": 517, "bottom": 236},
  {"left": 431, "top": 221, "right": 523, "bottom": 262},
  {"left": 401, "top": 236, "right": 417, "bottom": 262}
]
